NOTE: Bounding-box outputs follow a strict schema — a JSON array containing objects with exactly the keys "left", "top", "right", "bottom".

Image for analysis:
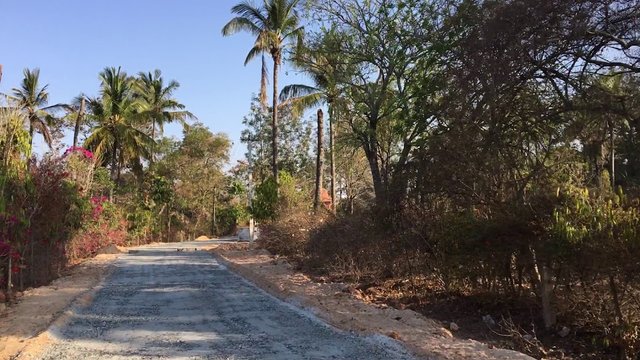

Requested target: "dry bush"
[
  {"left": 257, "top": 209, "right": 328, "bottom": 264},
  {"left": 304, "top": 211, "right": 404, "bottom": 281}
]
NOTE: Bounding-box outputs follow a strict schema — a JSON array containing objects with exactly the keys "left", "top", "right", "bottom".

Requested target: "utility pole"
[
  {"left": 241, "top": 136, "right": 257, "bottom": 245},
  {"left": 247, "top": 140, "right": 255, "bottom": 245}
]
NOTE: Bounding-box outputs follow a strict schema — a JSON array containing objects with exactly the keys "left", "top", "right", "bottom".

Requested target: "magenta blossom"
[{"left": 64, "top": 146, "right": 94, "bottom": 160}]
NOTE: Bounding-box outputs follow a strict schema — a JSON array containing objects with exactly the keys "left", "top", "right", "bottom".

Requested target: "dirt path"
[{"left": 18, "top": 241, "right": 416, "bottom": 360}]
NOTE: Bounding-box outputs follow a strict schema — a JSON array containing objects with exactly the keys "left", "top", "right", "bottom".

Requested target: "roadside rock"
[
  {"left": 450, "top": 322, "right": 460, "bottom": 331},
  {"left": 482, "top": 315, "right": 496, "bottom": 327},
  {"left": 96, "top": 244, "right": 121, "bottom": 255},
  {"left": 558, "top": 326, "right": 570, "bottom": 338}
]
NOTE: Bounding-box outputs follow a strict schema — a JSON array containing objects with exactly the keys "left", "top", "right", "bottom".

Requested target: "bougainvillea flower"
[{"left": 63, "top": 146, "right": 94, "bottom": 159}]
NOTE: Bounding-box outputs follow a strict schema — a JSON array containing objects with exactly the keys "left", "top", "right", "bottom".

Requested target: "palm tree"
[
  {"left": 135, "top": 70, "right": 195, "bottom": 161},
  {"left": 222, "top": 0, "right": 304, "bottom": 185},
  {"left": 280, "top": 37, "right": 346, "bottom": 212},
  {"left": 9, "top": 68, "right": 64, "bottom": 150},
  {"left": 59, "top": 94, "right": 88, "bottom": 148},
  {"left": 84, "top": 67, "right": 153, "bottom": 182}
]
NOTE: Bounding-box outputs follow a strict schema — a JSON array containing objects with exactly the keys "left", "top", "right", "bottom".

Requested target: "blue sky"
[{"left": 0, "top": 0, "right": 309, "bottom": 164}]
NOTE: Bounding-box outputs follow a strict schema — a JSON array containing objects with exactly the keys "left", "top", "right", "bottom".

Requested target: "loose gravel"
[{"left": 35, "top": 241, "right": 417, "bottom": 360}]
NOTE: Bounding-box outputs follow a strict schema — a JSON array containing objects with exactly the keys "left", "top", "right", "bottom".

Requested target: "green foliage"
[
  {"left": 252, "top": 171, "right": 300, "bottom": 220},
  {"left": 91, "top": 166, "right": 115, "bottom": 195},
  {"left": 241, "top": 97, "right": 313, "bottom": 180},
  {"left": 253, "top": 176, "right": 279, "bottom": 221},
  {"left": 84, "top": 67, "right": 154, "bottom": 181},
  {"left": 148, "top": 174, "right": 173, "bottom": 205},
  {"left": 217, "top": 204, "right": 250, "bottom": 235},
  {"left": 550, "top": 186, "right": 640, "bottom": 265}
]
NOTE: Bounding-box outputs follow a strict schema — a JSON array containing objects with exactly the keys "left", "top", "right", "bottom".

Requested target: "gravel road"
[{"left": 35, "top": 241, "right": 416, "bottom": 360}]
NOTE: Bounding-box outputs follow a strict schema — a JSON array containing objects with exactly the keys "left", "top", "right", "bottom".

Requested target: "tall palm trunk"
[
  {"left": 28, "top": 119, "right": 34, "bottom": 151},
  {"left": 272, "top": 54, "right": 280, "bottom": 186},
  {"left": 111, "top": 139, "right": 119, "bottom": 180},
  {"left": 73, "top": 98, "right": 85, "bottom": 148},
  {"left": 150, "top": 118, "right": 156, "bottom": 164},
  {"left": 329, "top": 103, "right": 336, "bottom": 213},
  {"left": 314, "top": 109, "right": 325, "bottom": 211}
]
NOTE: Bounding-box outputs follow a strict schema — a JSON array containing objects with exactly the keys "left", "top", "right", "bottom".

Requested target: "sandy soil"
[
  {"left": 0, "top": 253, "right": 121, "bottom": 360},
  {"left": 211, "top": 245, "right": 534, "bottom": 360}
]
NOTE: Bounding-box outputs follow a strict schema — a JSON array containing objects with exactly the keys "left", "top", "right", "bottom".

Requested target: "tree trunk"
[
  {"left": 28, "top": 122, "right": 34, "bottom": 152},
  {"left": 7, "top": 256, "right": 12, "bottom": 297},
  {"left": 211, "top": 189, "right": 217, "bottom": 236},
  {"left": 329, "top": 104, "right": 337, "bottom": 214},
  {"left": 73, "top": 98, "right": 85, "bottom": 148},
  {"left": 29, "top": 237, "right": 34, "bottom": 286},
  {"left": 314, "top": 109, "right": 325, "bottom": 211},
  {"left": 150, "top": 118, "right": 156, "bottom": 164},
  {"left": 116, "top": 152, "right": 123, "bottom": 183},
  {"left": 111, "top": 140, "right": 119, "bottom": 181},
  {"left": 272, "top": 54, "right": 280, "bottom": 187},
  {"left": 608, "top": 274, "right": 624, "bottom": 326},
  {"left": 363, "top": 142, "right": 385, "bottom": 204},
  {"left": 167, "top": 212, "right": 171, "bottom": 242},
  {"left": 531, "top": 246, "right": 556, "bottom": 329},
  {"left": 610, "top": 119, "right": 615, "bottom": 188}
]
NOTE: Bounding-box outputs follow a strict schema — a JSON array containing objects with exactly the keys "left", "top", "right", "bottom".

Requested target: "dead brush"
[
  {"left": 495, "top": 314, "right": 549, "bottom": 359},
  {"left": 256, "top": 209, "right": 327, "bottom": 265}
]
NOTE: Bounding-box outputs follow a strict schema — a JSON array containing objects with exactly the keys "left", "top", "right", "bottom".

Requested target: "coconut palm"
[
  {"left": 9, "top": 68, "right": 65, "bottom": 149},
  {"left": 280, "top": 37, "right": 347, "bottom": 212},
  {"left": 222, "top": 0, "right": 304, "bottom": 185},
  {"left": 59, "top": 94, "right": 89, "bottom": 149},
  {"left": 135, "top": 70, "right": 195, "bottom": 161},
  {"left": 84, "top": 67, "right": 153, "bottom": 182}
]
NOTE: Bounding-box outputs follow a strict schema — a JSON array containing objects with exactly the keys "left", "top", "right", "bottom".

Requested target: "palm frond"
[
  {"left": 231, "top": 2, "right": 267, "bottom": 27},
  {"left": 222, "top": 17, "right": 262, "bottom": 36},
  {"left": 280, "top": 84, "right": 319, "bottom": 102},
  {"left": 244, "top": 45, "right": 265, "bottom": 65},
  {"left": 30, "top": 117, "right": 53, "bottom": 147},
  {"left": 280, "top": 92, "right": 324, "bottom": 118}
]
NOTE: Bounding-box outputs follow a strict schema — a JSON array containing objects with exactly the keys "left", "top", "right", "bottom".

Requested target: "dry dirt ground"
[
  {"left": 0, "top": 253, "right": 121, "bottom": 359},
  {"left": 211, "top": 244, "right": 533, "bottom": 360}
]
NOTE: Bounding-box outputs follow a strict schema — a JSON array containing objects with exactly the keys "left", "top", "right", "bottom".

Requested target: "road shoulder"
[
  {"left": 211, "top": 245, "right": 533, "bottom": 360},
  {"left": 0, "top": 254, "right": 121, "bottom": 360}
]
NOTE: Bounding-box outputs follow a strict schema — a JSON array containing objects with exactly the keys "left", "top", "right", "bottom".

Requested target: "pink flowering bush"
[
  {"left": 90, "top": 195, "right": 109, "bottom": 219},
  {"left": 63, "top": 146, "right": 94, "bottom": 159},
  {"left": 0, "top": 154, "right": 128, "bottom": 295}
]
